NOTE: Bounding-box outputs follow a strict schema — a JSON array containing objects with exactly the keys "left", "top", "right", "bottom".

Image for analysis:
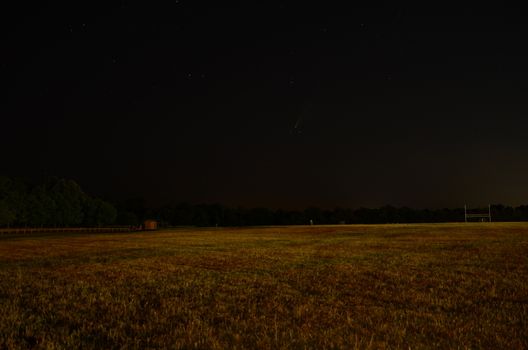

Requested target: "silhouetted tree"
[
  {"left": 246, "top": 207, "right": 274, "bottom": 226},
  {"left": 516, "top": 205, "right": 528, "bottom": 221},
  {"left": 26, "top": 185, "right": 56, "bottom": 227},
  {"left": 116, "top": 210, "right": 139, "bottom": 226},
  {"left": 84, "top": 198, "right": 117, "bottom": 226},
  {"left": 0, "top": 200, "right": 16, "bottom": 227},
  {"left": 304, "top": 207, "right": 324, "bottom": 225},
  {"left": 121, "top": 197, "right": 148, "bottom": 222},
  {"left": 46, "top": 178, "right": 87, "bottom": 226},
  {"left": 0, "top": 176, "right": 31, "bottom": 225}
]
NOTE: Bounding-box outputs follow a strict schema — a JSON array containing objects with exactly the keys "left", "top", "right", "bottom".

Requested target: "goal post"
[{"left": 464, "top": 204, "right": 492, "bottom": 222}]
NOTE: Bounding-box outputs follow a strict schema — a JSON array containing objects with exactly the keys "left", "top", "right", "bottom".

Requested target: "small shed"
[{"left": 143, "top": 220, "right": 158, "bottom": 231}]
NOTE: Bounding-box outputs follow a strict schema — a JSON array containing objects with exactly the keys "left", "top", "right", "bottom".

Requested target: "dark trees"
[
  {"left": 2, "top": 175, "right": 528, "bottom": 228},
  {"left": 0, "top": 176, "right": 28, "bottom": 225},
  {"left": 0, "top": 199, "right": 15, "bottom": 227},
  {"left": 0, "top": 176, "right": 117, "bottom": 227},
  {"left": 84, "top": 198, "right": 118, "bottom": 226},
  {"left": 26, "top": 185, "right": 57, "bottom": 227}
]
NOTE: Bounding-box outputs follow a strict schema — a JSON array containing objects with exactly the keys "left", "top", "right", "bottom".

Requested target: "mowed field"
[{"left": 0, "top": 224, "right": 527, "bottom": 349}]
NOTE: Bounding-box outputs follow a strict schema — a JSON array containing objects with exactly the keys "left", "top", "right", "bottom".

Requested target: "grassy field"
[{"left": 0, "top": 223, "right": 527, "bottom": 349}]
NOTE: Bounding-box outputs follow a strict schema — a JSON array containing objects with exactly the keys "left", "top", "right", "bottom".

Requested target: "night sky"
[{"left": 3, "top": 2, "right": 528, "bottom": 209}]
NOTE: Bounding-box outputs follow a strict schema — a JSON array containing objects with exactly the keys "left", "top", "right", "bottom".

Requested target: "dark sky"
[{"left": 3, "top": 2, "right": 528, "bottom": 209}]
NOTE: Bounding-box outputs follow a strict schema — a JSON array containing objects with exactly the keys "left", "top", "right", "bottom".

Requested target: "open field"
[{"left": 0, "top": 223, "right": 527, "bottom": 349}]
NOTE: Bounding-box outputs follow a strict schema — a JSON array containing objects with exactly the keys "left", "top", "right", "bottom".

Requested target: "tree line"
[
  {"left": 0, "top": 176, "right": 120, "bottom": 227},
  {"left": 152, "top": 202, "right": 528, "bottom": 227},
  {"left": 1, "top": 176, "right": 528, "bottom": 228}
]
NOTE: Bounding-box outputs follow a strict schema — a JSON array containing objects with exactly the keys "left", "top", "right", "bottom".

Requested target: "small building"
[{"left": 143, "top": 220, "right": 158, "bottom": 231}]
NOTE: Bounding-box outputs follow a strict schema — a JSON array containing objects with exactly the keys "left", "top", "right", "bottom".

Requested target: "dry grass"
[{"left": 0, "top": 223, "right": 527, "bottom": 349}]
